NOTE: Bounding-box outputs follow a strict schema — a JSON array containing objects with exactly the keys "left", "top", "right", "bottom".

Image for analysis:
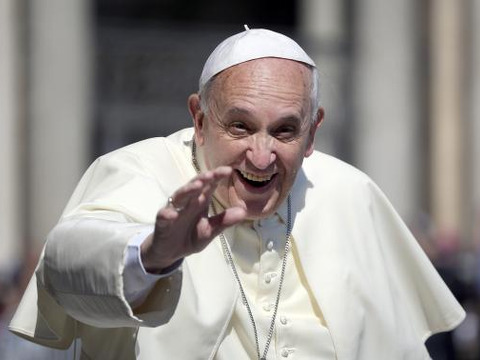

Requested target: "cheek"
[
  {"left": 202, "top": 136, "right": 226, "bottom": 168},
  {"left": 279, "top": 144, "right": 307, "bottom": 170},
  {"left": 210, "top": 140, "right": 246, "bottom": 166},
  {"left": 277, "top": 150, "right": 307, "bottom": 186}
]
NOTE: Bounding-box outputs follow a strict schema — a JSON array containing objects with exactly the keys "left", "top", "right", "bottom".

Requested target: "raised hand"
[{"left": 140, "top": 166, "right": 246, "bottom": 273}]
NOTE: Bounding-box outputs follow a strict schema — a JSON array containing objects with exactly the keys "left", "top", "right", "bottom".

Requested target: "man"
[{"left": 10, "top": 27, "right": 464, "bottom": 359}]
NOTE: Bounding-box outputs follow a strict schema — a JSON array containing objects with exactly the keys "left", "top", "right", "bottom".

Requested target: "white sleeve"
[{"left": 124, "top": 227, "right": 183, "bottom": 307}]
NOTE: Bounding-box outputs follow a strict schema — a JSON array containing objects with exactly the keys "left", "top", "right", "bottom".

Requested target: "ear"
[
  {"left": 188, "top": 94, "right": 206, "bottom": 146},
  {"left": 304, "top": 107, "right": 324, "bottom": 157}
]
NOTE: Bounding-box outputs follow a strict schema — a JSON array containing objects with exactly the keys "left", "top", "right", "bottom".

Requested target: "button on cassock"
[
  {"left": 263, "top": 303, "right": 273, "bottom": 312},
  {"left": 264, "top": 273, "right": 272, "bottom": 284},
  {"left": 266, "top": 240, "right": 274, "bottom": 251},
  {"left": 264, "top": 272, "right": 277, "bottom": 284}
]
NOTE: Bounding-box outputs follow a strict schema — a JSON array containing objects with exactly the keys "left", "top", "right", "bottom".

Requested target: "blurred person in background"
[{"left": 9, "top": 27, "right": 465, "bottom": 359}]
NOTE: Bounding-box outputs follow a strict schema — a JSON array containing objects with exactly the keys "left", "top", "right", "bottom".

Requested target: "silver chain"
[
  {"left": 216, "top": 199, "right": 291, "bottom": 360},
  {"left": 192, "top": 139, "right": 292, "bottom": 360}
]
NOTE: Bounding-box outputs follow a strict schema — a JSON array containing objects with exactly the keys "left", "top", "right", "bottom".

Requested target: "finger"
[
  {"left": 168, "top": 179, "right": 205, "bottom": 210},
  {"left": 194, "top": 167, "right": 231, "bottom": 198},
  {"left": 192, "top": 207, "right": 246, "bottom": 252},
  {"left": 200, "top": 207, "right": 247, "bottom": 240},
  {"left": 171, "top": 167, "right": 232, "bottom": 211},
  {"left": 212, "top": 206, "right": 247, "bottom": 229},
  {"left": 172, "top": 182, "right": 214, "bottom": 215},
  {"left": 154, "top": 206, "right": 180, "bottom": 232},
  {"left": 197, "top": 166, "right": 233, "bottom": 201},
  {"left": 210, "top": 166, "right": 233, "bottom": 179},
  {"left": 194, "top": 166, "right": 231, "bottom": 188}
]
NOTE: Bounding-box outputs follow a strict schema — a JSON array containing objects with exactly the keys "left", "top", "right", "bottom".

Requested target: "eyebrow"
[
  {"left": 225, "top": 107, "right": 304, "bottom": 124},
  {"left": 225, "top": 107, "right": 252, "bottom": 118}
]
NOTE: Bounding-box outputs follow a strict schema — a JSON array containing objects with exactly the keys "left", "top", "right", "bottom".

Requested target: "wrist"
[{"left": 140, "top": 233, "right": 180, "bottom": 273}]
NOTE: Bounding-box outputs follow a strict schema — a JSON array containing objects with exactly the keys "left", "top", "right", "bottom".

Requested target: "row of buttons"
[
  {"left": 261, "top": 304, "right": 289, "bottom": 324},
  {"left": 260, "top": 227, "right": 293, "bottom": 357}
]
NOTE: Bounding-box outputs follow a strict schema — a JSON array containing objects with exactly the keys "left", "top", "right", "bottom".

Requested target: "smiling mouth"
[{"left": 237, "top": 170, "right": 275, "bottom": 188}]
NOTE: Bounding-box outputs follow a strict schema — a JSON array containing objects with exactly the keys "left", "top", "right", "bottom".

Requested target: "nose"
[{"left": 246, "top": 134, "right": 276, "bottom": 170}]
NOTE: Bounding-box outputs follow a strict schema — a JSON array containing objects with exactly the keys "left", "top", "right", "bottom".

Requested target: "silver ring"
[{"left": 167, "top": 197, "right": 184, "bottom": 212}]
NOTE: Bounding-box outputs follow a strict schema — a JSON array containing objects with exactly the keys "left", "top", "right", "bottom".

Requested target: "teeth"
[{"left": 239, "top": 170, "right": 273, "bottom": 182}]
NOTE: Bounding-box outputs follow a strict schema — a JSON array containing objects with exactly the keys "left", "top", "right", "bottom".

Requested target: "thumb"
[
  {"left": 193, "top": 207, "right": 246, "bottom": 253},
  {"left": 208, "top": 207, "right": 247, "bottom": 237}
]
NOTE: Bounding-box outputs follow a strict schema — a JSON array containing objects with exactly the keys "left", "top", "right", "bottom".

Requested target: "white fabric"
[
  {"left": 123, "top": 226, "right": 159, "bottom": 307},
  {"left": 215, "top": 216, "right": 336, "bottom": 360},
  {"left": 199, "top": 27, "right": 315, "bottom": 91},
  {"left": 121, "top": 153, "right": 335, "bottom": 358},
  {"left": 9, "top": 128, "right": 465, "bottom": 359},
  {"left": 121, "top": 208, "right": 336, "bottom": 359}
]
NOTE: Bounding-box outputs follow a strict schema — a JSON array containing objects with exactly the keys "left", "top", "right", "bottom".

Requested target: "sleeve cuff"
[{"left": 123, "top": 226, "right": 182, "bottom": 305}]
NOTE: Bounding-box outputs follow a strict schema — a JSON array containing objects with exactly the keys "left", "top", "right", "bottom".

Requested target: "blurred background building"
[{"left": 1, "top": 0, "right": 479, "bottom": 358}]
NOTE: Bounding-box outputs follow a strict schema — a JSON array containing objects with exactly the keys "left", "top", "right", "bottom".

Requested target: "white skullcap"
[{"left": 199, "top": 25, "right": 316, "bottom": 91}]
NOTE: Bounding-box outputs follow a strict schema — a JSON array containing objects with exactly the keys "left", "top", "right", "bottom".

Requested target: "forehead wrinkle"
[
  {"left": 210, "top": 58, "right": 312, "bottom": 119},
  {"left": 235, "top": 69, "right": 309, "bottom": 97},
  {"left": 223, "top": 81, "right": 308, "bottom": 109},
  {"left": 219, "top": 91, "right": 310, "bottom": 125}
]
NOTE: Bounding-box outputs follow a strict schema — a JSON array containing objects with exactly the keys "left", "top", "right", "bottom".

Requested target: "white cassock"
[{"left": 9, "top": 128, "right": 465, "bottom": 359}]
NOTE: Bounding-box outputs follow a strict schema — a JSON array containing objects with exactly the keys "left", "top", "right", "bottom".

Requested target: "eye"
[
  {"left": 274, "top": 124, "right": 298, "bottom": 140},
  {"left": 228, "top": 121, "right": 250, "bottom": 136}
]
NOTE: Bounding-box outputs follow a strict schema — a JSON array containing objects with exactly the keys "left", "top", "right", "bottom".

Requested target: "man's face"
[{"left": 191, "top": 58, "right": 322, "bottom": 219}]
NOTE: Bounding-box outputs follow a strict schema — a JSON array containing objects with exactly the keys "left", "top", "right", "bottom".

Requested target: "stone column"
[
  {"left": 429, "top": 0, "right": 466, "bottom": 239},
  {"left": 0, "top": 0, "right": 24, "bottom": 272},
  {"left": 471, "top": 0, "right": 480, "bottom": 246},
  {"left": 352, "top": 0, "right": 421, "bottom": 221},
  {"left": 298, "top": 0, "right": 349, "bottom": 158},
  {"left": 28, "top": 0, "right": 92, "bottom": 250}
]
